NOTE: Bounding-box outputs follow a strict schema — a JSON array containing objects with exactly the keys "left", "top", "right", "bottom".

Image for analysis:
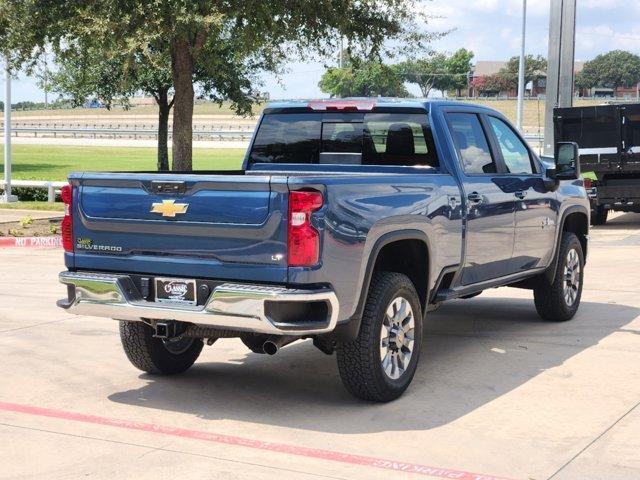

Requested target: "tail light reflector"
[
  {"left": 288, "top": 190, "right": 323, "bottom": 266},
  {"left": 61, "top": 184, "right": 74, "bottom": 252}
]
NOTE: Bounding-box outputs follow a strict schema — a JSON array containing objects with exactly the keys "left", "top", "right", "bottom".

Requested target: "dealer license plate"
[{"left": 155, "top": 277, "right": 197, "bottom": 306}]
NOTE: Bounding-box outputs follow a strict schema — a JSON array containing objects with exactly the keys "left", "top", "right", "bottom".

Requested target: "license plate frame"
[{"left": 154, "top": 277, "right": 197, "bottom": 306}]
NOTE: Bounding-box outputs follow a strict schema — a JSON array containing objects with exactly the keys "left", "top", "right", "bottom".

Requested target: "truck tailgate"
[{"left": 69, "top": 173, "right": 288, "bottom": 283}]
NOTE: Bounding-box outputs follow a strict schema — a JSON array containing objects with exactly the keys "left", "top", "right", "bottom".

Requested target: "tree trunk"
[
  {"left": 171, "top": 38, "right": 195, "bottom": 171},
  {"left": 156, "top": 87, "right": 171, "bottom": 172}
]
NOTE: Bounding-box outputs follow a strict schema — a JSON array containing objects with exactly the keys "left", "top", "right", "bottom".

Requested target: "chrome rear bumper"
[{"left": 57, "top": 271, "right": 339, "bottom": 335}]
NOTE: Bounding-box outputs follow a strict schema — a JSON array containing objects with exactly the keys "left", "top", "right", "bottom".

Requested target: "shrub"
[{"left": 0, "top": 186, "right": 54, "bottom": 201}]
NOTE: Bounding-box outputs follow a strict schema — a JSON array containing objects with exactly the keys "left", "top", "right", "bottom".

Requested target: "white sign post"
[{"left": 2, "top": 62, "right": 17, "bottom": 203}]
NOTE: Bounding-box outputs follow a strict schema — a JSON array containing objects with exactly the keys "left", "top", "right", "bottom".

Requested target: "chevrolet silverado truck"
[{"left": 57, "top": 99, "right": 589, "bottom": 402}]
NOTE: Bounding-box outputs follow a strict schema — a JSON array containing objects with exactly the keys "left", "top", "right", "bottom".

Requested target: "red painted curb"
[
  {"left": 0, "top": 236, "right": 62, "bottom": 248},
  {"left": 0, "top": 401, "right": 512, "bottom": 480}
]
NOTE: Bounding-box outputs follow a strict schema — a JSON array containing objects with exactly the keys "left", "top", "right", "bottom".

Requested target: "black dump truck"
[{"left": 555, "top": 103, "right": 640, "bottom": 225}]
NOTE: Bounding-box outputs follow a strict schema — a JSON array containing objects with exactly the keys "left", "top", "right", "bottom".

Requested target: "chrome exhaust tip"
[
  {"left": 261, "top": 336, "right": 298, "bottom": 355},
  {"left": 262, "top": 340, "right": 279, "bottom": 355}
]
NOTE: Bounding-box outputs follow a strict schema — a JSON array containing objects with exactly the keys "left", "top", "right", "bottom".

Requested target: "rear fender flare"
[{"left": 334, "top": 230, "right": 431, "bottom": 342}]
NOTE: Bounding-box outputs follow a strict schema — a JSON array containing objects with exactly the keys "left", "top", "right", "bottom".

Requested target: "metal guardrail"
[{"left": 4, "top": 126, "right": 253, "bottom": 141}]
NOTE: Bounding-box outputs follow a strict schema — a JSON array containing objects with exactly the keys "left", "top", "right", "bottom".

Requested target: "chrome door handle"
[
  {"left": 467, "top": 192, "right": 483, "bottom": 204},
  {"left": 514, "top": 190, "right": 527, "bottom": 199}
]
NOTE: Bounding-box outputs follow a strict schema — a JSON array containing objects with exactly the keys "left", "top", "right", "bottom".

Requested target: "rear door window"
[{"left": 447, "top": 113, "right": 497, "bottom": 174}]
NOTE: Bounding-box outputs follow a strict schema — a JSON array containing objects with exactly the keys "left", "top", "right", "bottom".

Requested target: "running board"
[{"left": 432, "top": 268, "right": 547, "bottom": 304}]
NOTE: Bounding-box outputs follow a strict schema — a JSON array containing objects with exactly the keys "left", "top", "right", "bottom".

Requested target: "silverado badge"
[{"left": 151, "top": 199, "right": 189, "bottom": 218}]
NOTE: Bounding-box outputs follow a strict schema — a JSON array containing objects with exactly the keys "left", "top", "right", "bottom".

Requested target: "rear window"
[{"left": 248, "top": 113, "right": 438, "bottom": 168}]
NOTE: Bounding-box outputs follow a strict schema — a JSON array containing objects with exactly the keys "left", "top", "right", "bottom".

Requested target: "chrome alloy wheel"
[
  {"left": 563, "top": 248, "right": 581, "bottom": 307},
  {"left": 380, "top": 296, "right": 415, "bottom": 380}
]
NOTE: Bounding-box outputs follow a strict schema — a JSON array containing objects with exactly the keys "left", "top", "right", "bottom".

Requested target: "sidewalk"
[{"left": 0, "top": 208, "right": 63, "bottom": 224}]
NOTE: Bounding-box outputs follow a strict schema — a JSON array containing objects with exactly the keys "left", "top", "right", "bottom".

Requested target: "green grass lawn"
[
  {"left": 0, "top": 145, "right": 246, "bottom": 181},
  {"left": 0, "top": 201, "right": 65, "bottom": 211}
]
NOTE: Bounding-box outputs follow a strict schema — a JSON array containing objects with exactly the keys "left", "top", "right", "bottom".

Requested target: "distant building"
[{"left": 466, "top": 60, "right": 640, "bottom": 98}]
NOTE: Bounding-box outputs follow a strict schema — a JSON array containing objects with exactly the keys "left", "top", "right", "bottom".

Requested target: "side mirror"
[{"left": 555, "top": 141, "right": 580, "bottom": 180}]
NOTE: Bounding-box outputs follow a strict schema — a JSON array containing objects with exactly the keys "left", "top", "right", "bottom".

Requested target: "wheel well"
[
  {"left": 372, "top": 239, "right": 428, "bottom": 309},
  {"left": 563, "top": 211, "right": 588, "bottom": 259}
]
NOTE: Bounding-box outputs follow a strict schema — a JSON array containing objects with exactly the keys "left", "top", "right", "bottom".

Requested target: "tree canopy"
[
  {"left": 498, "top": 54, "right": 547, "bottom": 90},
  {"left": 319, "top": 61, "right": 409, "bottom": 97},
  {"left": 470, "top": 73, "right": 511, "bottom": 96},
  {"left": 445, "top": 48, "right": 474, "bottom": 95},
  {"left": 50, "top": 40, "right": 175, "bottom": 170},
  {"left": 0, "top": 0, "right": 433, "bottom": 171},
  {"left": 396, "top": 53, "right": 449, "bottom": 98},
  {"left": 576, "top": 50, "right": 640, "bottom": 90}
]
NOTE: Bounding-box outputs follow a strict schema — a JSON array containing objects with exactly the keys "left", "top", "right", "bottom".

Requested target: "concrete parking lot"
[{"left": 1, "top": 212, "right": 639, "bottom": 480}]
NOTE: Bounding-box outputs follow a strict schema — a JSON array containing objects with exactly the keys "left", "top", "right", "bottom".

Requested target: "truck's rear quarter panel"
[{"left": 287, "top": 171, "right": 463, "bottom": 321}]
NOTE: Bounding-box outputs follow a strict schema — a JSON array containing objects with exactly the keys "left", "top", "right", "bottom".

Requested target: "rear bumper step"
[{"left": 57, "top": 271, "right": 339, "bottom": 335}]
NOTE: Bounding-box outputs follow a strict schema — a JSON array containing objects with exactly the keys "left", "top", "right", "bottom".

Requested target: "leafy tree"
[
  {"left": 445, "top": 48, "right": 474, "bottom": 96},
  {"left": 499, "top": 54, "right": 547, "bottom": 91},
  {"left": 50, "top": 40, "right": 175, "bottom": 171},
  {"left": 576, "top": 50, "right": 640, "bottom": 90},
  {"left": 319, "top": 61, "right": 409, "bottom": 97},
  {"left": 471, "top": 74, "right": 510, "bottom": 96},
  {"left": 0, "top": 0, "right": 434, "bottom": 171},
  {"left": 397, "top": 53, "right": 449, "bottom": 97}
]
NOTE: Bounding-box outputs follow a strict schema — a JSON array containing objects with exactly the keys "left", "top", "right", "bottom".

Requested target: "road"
[{"left": 1, "top": 212, "right": 639, "bottom": 480}]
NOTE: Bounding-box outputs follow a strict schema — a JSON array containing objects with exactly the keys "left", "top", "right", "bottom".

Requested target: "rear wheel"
[
  {"left": 533, "top": 232, "right": 584, "bottom": 321},
  {"left": 591, "top": 206, "right": 608, "bottom": 226},
  {"left": 119, "top": 321, "right": 203, "bottom": 374},
  {"left": 337, "top": 272, "right": 423, "bottom": 402}
]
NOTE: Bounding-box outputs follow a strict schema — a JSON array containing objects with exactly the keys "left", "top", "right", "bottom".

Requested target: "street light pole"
[
  {"left": 2, "top": 62, "right": 15, "bottom": 203},
  {"left": 516, "top": 0, "right": 527, "bottom": 131}
]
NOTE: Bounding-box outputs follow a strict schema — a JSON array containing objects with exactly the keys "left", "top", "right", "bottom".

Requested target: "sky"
[{"left": 6, "top": 0, "right": 640, "bottom": 102}]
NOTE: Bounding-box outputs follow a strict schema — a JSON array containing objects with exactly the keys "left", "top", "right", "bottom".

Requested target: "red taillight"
[
  {"left": 307, "top": 100, "right": 376, "bottom": 112},
  {"left": 61, "top": 184, "right": 73, "bottom": 252},
  {"left": 288, "top": 190, "right": 323, "bottom": 267},
  {"left": 583, "top": 178, "right": 593, "bottom": 189}
]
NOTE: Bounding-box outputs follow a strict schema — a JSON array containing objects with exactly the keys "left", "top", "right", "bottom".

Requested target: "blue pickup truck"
[{"left": 57, "top": 99, "right": 589, "bottom": 402}]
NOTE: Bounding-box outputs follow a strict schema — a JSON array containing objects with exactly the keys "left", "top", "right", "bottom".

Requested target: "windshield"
[{"left": 248, "top": 112, "right": 439, "bottom": 168}]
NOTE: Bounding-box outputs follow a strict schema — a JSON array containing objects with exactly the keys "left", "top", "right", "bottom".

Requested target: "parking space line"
[
  {"left": 0, "top": 422, "right": 347, "bottom": 480},
  {"left": 546, "top": 399, "right": 640, "bottom": 479},
  {"left": 0, "top": 401, "right": 512, "bottom": 480}
]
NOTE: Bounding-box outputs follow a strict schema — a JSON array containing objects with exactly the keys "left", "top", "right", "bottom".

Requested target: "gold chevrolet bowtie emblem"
[{"left": 150, "top": 199, "right": 189, "bottom": 218}]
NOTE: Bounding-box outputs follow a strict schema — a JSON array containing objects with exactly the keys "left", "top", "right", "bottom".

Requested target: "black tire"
[
  {"left": 533, "top": 232, "right": 584, "bottom": 321},
  {"left": 337, "top": 272, "right": 423, "bottom": 402},
  {"left": 591, "top": 206, "right": 608, "bottom": 226},
  {"left": 119, "top": 321, "right": 203, "bottom": 374}
]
